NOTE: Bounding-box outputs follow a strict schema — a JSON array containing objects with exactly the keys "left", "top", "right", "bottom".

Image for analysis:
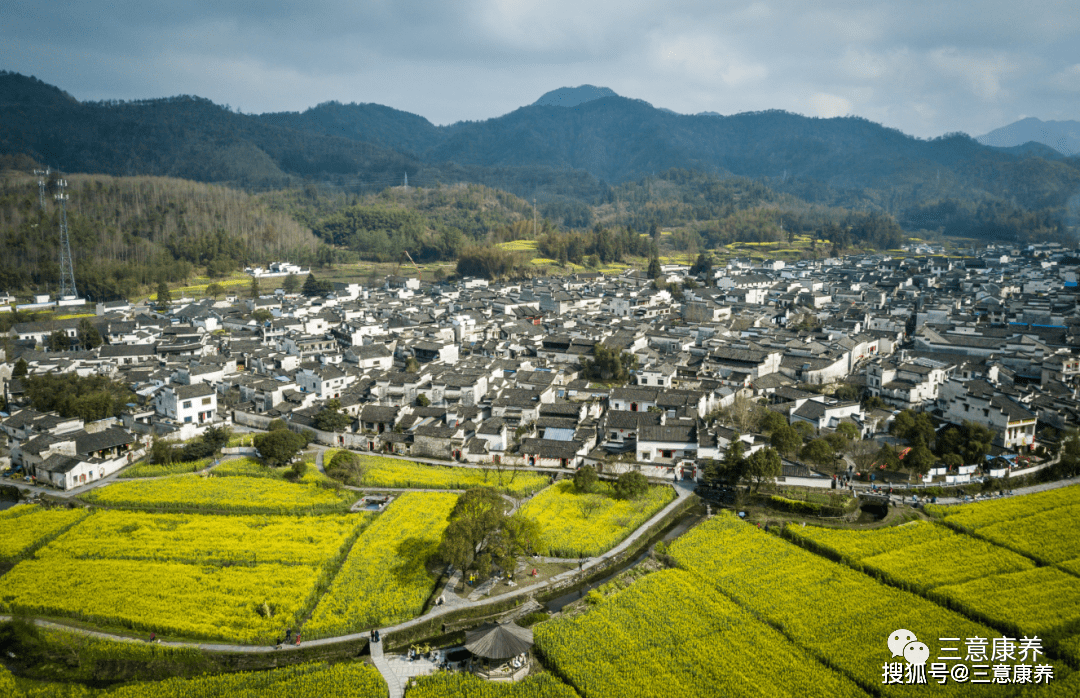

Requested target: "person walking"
[{"left": 294, "top": 632, "right": 301, "bottom": 646}]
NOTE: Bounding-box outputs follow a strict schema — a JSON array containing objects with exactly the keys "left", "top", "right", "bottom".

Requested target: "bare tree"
[{"left": 577, "top": 494, "right": 605, "bottom": 520}]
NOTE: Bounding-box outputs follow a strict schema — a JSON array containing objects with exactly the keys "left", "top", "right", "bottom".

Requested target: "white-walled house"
[{"left": 155, "top": 383, "right": 217, "bottom": 424}]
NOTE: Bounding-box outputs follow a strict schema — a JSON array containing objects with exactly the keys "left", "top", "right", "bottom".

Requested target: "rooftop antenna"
[
  {"left": 34, "top": 167, "right": 49, "bottom": 210},
  {"left": 55, "top": 177, "right": 78, "bottom": 299}
]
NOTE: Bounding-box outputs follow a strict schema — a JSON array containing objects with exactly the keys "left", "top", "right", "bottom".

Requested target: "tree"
[
  {"left": 415, "top": 393, "right": 431, "bottom": 407},
  {"left": 202, "top": 425, "right": 231, "bottom": 454},
  {"left": 581, "top": 344, "right": 637, "bottom": 383},
  {"left": 205, "top": 282, "right": 225, "bottom": 299},
  {"left": 253, "top": 429, "right": 309, "bottom": 467},
  {"left": 12, "top": 358, "right": 28, "bottom": 378},
  {"left": 313, "top": 399, "right": 352, "bottom": 432},
  {"left": 47, "top": 330, "right": 70, "bottom": 352},
  {"left": 720, "top": 395, "right": 761, "bottom": 433},
  {"left": 823, "top": 431, "right": 850, "bottom": 453},
  {"left": 327, "top": 450, "right": 369, "bottom": 486},
  {"left": 759, "top": 410, "right": 788, "bottom": 435},
  {"left": 722, "top": 437, "right": 747, "bottom": 482},
  {"left": 573, "top": 465, "right": 598, "bottom": 493},
  {"left": 836, "top": 422, "right": 860, "bottom": 441},
  {"left": 150, "top": 437, "right": 175, "bottom": 465},
  {"left": 156, "top": 281, "right": 171, "bottom": 308},
  {"left": 960, "top": 422, "right": 994, "bottom": 465},
  {"left": 690, "top": 253, "right": 713, "bottom": 282},
  {"left": 613, "top": 471, "right": 649, "bottom": 500},
  {"left": 249, "top": 276, "right": 260, "bottom": 299},
  {"left": 792, "top": 421, "right": 816, "bottom": 440},
  {"left": 770, "top": 424, "right": 801, "bottom": 457},
  {"left": 889, "top": 410, "right": 934, "bottom": 446},
  {"left": 268, "top": 418, "right": 289, "bottom": 432},
  {"left": 647, "top": 257, "right": 661, "bottom": 279},
  {"left": 874, "top": 444, "right": 901, "bottom": 471},
  {"left": 252, "top": 309, "right": 273, "bottom": 324},
  {"left": 833, "top": 383, "right": 860, "bottom": 401},
  {"left": 282, "top": 274, "right": 300, "bottom": 294},
  {"left": 745, "top": 447, "right": 782, "bottom": 492},
  {"left": 577, "top": 494, "right": 605, "bottom": 520},
  {"left": 404, "top": 356, "right": 420, "bottom": 373},
  {"left": 904, "top": 438, "right": 935, "bottom": 476},
  {"left": 437, "top": 488, "right": 536, "bottom": 582},
  {"left": 302, "top": 273, "right": 328, "bottom": 297},
  {"left": 800, "top": 438, "right": 835, "bottom": 467},
  {"left": 77, "top": 318, "right": 102, "bottom": 349}
]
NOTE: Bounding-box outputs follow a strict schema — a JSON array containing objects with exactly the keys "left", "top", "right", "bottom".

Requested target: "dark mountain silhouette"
[
  {"left": 3, "top": 72, "right": 1079, "bottom": 237},
  {"left": 532, "top": 85, "right": 619, "bottom": 107},
  {"left": 0, "top": 71, "right": 427, "bottom": 188}
]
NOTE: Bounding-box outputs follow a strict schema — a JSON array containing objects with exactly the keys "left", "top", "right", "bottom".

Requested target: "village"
[{"left": 2, "top": 242, "right": 1078, "bottom": 495}]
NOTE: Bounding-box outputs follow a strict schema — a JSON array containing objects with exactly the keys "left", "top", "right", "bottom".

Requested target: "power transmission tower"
[
  {"left": 55, "top": 178, "right": 78, "bottom": 299},
  {"left": 34, "top": 167, "right": 49, "bottom": 210}
]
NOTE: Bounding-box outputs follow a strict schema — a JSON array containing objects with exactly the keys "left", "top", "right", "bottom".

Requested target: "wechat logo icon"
[{"left": 888, "top": 629, "right": 929, "bottom": 665}]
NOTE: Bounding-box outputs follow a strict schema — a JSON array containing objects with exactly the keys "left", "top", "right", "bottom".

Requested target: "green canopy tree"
[
  {"left": 745, "top": 447, "right": 782, "bottom": 492},
  {"left": 800, "top": 438, "right": 835, "bottom": 467},
  {"left": 282, "top": 274, "right": 300, "bottom": 294},
  {"left": 581, "top": 344, "right": 637, "bottom": 383},
  {"left": 253, "top": 429, "right": 309, "bottom": 467},
  {"left": 313, "top": 399, "right": 352, "bottom": 432},
  {"left": 437, "top": 488, "right": 539, "bottom": 583},
  {"left": 647, "top": 257, "right": 661, "bottom": 279},
  {"left": 613, "top": 471, "right": 649, "bottom": 500},
  {"left": 156, "top": 281, "right": 171, "bottom": 308},
  {"left": 573, "top": 465, "right": 598, "bottom": 493},
  {"left": 770, "top": 424, "right": 801, "bottom": 457},
  {"left": 905, "top": 438, "right": 936, "bottom": 476},
  {"left": 77, "top": 318, "right": 102, "bottom": 349}
]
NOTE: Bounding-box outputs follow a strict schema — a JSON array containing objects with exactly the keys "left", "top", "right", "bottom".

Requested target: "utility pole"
[
  {"left": 34, "top": 168, "right": 49, "bottom": 210},
  {"left": 55, "top": 177, "right": 78, "bottom": 299}
]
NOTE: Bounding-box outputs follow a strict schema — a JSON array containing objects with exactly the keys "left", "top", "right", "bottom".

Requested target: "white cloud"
[
  {"left": 807, "top": 92, "right": 853, "bottom": 119},
  {"left": 3, "top": 0, "right": 1078, "bottom": 138}
]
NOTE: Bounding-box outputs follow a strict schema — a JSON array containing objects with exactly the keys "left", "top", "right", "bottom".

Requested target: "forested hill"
[
  {"left": 0, "top": 72, "right": 428, "bottom": 189},
  {"left": 2, "top": 71, "right": 1079, "bottom": 243},
  {"left": 0, "top": 173, "right": 320, "bottom": 299}
]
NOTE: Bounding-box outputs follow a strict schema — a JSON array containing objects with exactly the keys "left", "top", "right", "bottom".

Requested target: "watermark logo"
[
  {"left": 882, "top": 632, "right": 1054, "bottom": 686},
  {"left": 888, "top": 629, "right": 919, "bottom": 658}
]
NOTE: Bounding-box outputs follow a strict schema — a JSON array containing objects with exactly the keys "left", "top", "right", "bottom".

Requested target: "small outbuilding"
[{"left": 464, "top": 621, "right": 533, "bottom": 682}]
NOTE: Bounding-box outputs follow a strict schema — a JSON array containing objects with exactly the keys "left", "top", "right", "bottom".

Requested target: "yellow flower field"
[
  {"left": 0, "top": 510, "right": 369, "bottom": 643},
  {"left": 932, "top": 567, "right": 1080, "bottom": 640},
  {"left": 80, "top": 472, "right": 355, "bottom": 515},
  {"left": 38, "top": 509, "right": 368, "bottom": 566},
  {"left": 0, "top": 557, "right": 320, "bottom": 642},
  {"left": 671, "top": 513, "right": 1058, "bottom": 697},
  {"left": 518, "top": 481, "right": 675, "bottom": 558},
  {"left": 928, "top": 485, "right": 1080, "bottom": 530},
  {"left": 119, "top": 458, "right": 211, "bottom": 478},
  {"left": 786, "top": 520, "right": 1035, "bottom": 590},
  {"left": 4, "top": 661, "right": 387, "bottom": 698},
  {"left": 0, "top": 506, "right": 89, "bottom": 563},
  {"left": 928, "top": 486, "right": 1080, "bottom": 571},
  {"left": 535, "top": 569, "right": 866, "bottom": 698},
  {"left": 339, "top": 454, "right": 549, "bottom": 496},
  {"left": 407, "top": 672, "right": 577, "bottom": 698},
  {"left": 305, "top": 492, "right": 458, "bottom": 638}
]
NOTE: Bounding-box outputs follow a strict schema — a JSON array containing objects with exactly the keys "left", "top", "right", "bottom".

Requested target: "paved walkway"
[{"left": 369, "top": 637, "right": 403, "bottom": 698}]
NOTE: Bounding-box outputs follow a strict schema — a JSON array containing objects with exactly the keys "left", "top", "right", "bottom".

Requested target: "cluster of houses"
[{"left": 2, "top": 241, "right": 1078, "bottom": 489}]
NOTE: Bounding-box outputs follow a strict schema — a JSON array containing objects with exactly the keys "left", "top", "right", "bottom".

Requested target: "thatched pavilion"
[{"left": 464, "top": 621, "right": 534, "bottom": 682}]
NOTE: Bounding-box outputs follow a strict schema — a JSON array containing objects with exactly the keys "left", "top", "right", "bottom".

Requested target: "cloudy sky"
[{"left": 4, "top": 0, "right": 1078, "bottom": 138}]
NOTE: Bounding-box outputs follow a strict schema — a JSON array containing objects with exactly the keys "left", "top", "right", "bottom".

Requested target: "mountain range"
[
  {"left": 976, "top": 117, "right": 1080, "bottom": 158},
  {"left": 2, "top": 72, "right": 1079, "bottom": 235}
]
